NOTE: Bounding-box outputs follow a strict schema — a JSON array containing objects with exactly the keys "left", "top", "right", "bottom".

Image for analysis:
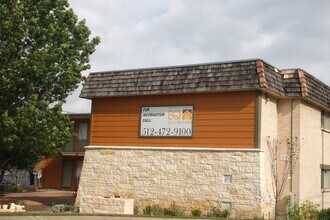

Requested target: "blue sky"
[{"left": 63, "top": 0, "right": 330, "bottom": 113}]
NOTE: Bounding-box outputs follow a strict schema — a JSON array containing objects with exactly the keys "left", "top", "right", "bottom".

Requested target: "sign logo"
[
  {"left": 168, "top": 110, "right": 181, "bottom": 120},
  {"left": 182, "top": 109, "right": 192, "bottom": 120},
  {"left": 140, "top": 105, "right": 194, "bottom": 137}
]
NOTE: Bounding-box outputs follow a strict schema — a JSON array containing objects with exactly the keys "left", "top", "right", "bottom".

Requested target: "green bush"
[
  {"left": 287, "top": 200, "right": 319, "bottom": 220},
  {"left": 142, "top": 202, "right": 184, "bottom": 217},
  {"left": 288, "top": 203, "right": 302, "bottom": 220},
  {"left": 318, "top": 208, "right": 330, "bottom": 220},
  {"left": 134, "top": 205, "right": 140, "bottom": 215},
  {"left": 23, "top": 186, "right": 37, "bottom": 192},
  {"left": 5, "top": 187, "right": 23, "bottom": 193},
  {"left": 208, "top": 207, "right": 231, "bottom": 218},
  {"left": 253, "top": 216, "right": 265, "bottom": 220},
  {"left": 51, "top": 204, "right": 78, "bottom": 213},
  {"left": 191, "top": 207, "right": 202, "bottom": 217},
  {"left": 163, "top": 202, "right": 185, "bottom": 217},
  {"left": 300, "top": 200, "right": 319, "bottom": 219},
  {"left": 142, "top": 204, "right": 164, "bottom": 216}
]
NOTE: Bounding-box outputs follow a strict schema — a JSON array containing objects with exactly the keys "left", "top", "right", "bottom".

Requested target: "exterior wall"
[
  {"left": 299, "top": 102, "right": 330, "bottom": 207},
  {"left": 324, "top": 129, "right": 330, "bottom": 208},
  {"left": 276, "top": 99, "right": 301, "bottom": 210},
  {"left": 42, "top": 156, "right": 84, "bottom": 190},
  {"left": 77, "top": 89, "right": 329, "bottom": 218},
  {"left": 276, "top": 100, "right": 330, "bottom": 209},
  {"left": 259, "top": 93, "right": 278, "bottom": 218},
  {"left": 91, "top": 91, "right": 256, "bottom": 148},
  {"left": 42, "top": 157, "right": 63, "bottom": 189},
  {"left": 77, "top": 146, "right": 265, "bottom": 218}
]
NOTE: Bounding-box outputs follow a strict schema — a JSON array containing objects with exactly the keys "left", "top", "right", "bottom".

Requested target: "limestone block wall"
[{"left": 76, "top": 146, "right": 266, "bottom": 218}]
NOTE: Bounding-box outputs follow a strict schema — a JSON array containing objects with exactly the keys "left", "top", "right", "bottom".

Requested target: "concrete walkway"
[{"left": 0, "top": 216, "right": 208, "bottom": 220}]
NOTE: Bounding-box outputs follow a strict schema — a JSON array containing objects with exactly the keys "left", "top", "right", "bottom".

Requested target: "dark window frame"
[{"left": 321, "top": 110, "right": 330, "bottom": 130}]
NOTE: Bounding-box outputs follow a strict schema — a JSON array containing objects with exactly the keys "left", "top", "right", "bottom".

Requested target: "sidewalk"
[{"left": 0, "top": 216, "right": 208, "bottom": 220}]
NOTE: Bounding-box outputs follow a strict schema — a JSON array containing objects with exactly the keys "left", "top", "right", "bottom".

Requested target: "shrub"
[
  {"left": 142, "top": 202, "right": 185, "bottom": 217},
  {"left": 5, "top": 186, "right": 23, "bottom": 193},
  {"left": 134, "top": 205, "right": 140, "bottom": 215},
  {"left": 23, "top": 186, "right": 37, "bottom": 192},
  {"left": 51, "top": 204, "right": 78, "bottom": 213},
  {"left": 208, "top": 207, "right": 231, "bottom": 218},
  {"left": 287, "top": 200, "right": 319, "bottom": 220},
  {"left": 142, "top": 204, "right": 164, "bottom": 216},
  {"left": 253, "top": 216, "right": 265, "bottom": 220},
  {"left": 163, "top": 202, "right": 185, "bottom": 217},
  {"left": 191, "top": 206, "right": 202, "bottom": 217},
  {"left": 300, "top": 200, "right": 319, "bottom": 219},
  {"left": 288, "top": 203, "right": 302, "bottom": 220},
  {"left": 318, "top": 208, "right": 330, "bottom": 220}
]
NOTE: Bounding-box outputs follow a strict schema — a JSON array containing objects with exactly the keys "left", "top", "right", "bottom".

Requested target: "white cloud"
[{"left": 64, "top": 0, "right": 330, "bottom": 113}]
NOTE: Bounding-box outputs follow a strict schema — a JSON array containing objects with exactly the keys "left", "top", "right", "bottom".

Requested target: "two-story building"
[
  {"left": 41, "top": 114, "right": 90, "bottom": 190},
  {"left": 75, "top": 59, "right": 329, "bottom": 219}
]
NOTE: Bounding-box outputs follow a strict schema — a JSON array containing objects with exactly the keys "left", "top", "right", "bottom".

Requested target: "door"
[{"left": 62, "top": 160, "right": 73, "bottom": 189}]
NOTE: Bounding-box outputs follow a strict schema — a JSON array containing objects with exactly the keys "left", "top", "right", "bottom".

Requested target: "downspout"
[
  {"left": 321, "top": 126, "right": 325, "bottom": 209},
  {"left": 255, "top": 91, "right": 262, "bottom": 149}
]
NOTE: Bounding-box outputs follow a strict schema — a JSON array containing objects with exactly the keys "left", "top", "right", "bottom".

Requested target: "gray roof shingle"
[{"left": 80, "top": 59, "right": 330, "bottom": 109}]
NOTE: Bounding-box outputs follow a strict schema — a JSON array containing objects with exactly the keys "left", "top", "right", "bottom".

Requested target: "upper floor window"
[
  {"left": 64, "top": 126, "right": 74, "bottom": 151},
  {"left": 63, "top": 120, "right": 89, "bottom": 152},
  {"left": 322, "top": 111, "right": 330, "bottom": 130},
  {"left": 78, "top": 123, "right": 88, "bottom": 148}
]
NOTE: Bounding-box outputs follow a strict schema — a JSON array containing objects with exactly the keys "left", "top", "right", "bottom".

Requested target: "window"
[
  {"left": 78, "top": 123, "right": 88, "bottom": 148},
  {"left": 63, "top": 125, "right": 74, "bottom": 152},
  {"left": 223, "top": 175, "right": 232, "bottom": 184},
  {"left": 222, "top": 202, "right": 232, "bottom": 210},
  {"left": 62, "top": 120, "right": 89, "bottom": 152},
  {"left": 322, "top": 111, "right": 330, "bottom": 130},
  {"left": 321, "top": 165, "right": 330, "bottom": 190}
]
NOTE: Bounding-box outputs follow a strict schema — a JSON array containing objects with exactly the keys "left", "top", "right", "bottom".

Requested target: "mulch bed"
[{"left": 0, "top": 190, "right": 75, "bottom": 211}]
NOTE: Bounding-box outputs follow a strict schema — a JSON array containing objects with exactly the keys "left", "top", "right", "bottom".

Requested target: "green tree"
[{"left": 0, "top": 0, "right": 100, "bottom": 183}]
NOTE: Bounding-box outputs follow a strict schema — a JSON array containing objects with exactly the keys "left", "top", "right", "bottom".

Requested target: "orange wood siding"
[
  {"left": 42, "top": 157, "right": 62, "bottom": 189},
  {"left": 91, "top": 91, "right": 256, "bottom": 148},
  {"left": 42, "top": 156, "right": 84, "bottom": 190}
]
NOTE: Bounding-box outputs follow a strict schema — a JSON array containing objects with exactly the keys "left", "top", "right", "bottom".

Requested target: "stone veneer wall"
[{"left": 76, "top": 146, "right": 266, "bottom": 218}]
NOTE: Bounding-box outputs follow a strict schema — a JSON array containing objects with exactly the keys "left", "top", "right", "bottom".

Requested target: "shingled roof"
[{"left": 80, "top": 59, "right": 330, "bottom": 109}]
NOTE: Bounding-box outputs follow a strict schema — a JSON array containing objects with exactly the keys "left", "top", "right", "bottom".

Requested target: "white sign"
[{"left": 140, "top": 106, "right": 194, "bottom": 137}]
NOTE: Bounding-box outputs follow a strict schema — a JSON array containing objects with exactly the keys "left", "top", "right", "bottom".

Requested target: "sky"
[{"left": 63, "top": 0, "right": 330, "bottom": 113}]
